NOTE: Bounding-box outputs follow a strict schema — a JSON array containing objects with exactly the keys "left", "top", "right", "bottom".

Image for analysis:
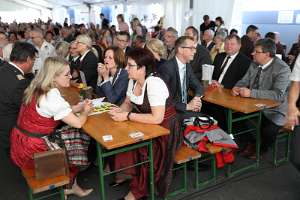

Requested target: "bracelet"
[{"left": 127, "top": 111, "right": 132, "bottom": 121}]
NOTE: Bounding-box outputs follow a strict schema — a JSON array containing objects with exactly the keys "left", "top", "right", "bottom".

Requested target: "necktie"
[
  {"left": 252, "top": 67, "right": 262, "bottom": 89},
  {"left": 182, "top": 67, "right": 187, "bottom": 103},
  {"left": 219, "top": 56, "right": 231, "bottom": 74}
]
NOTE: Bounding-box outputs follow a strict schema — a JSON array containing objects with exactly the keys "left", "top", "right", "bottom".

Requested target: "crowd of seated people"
[{"left": 0, "top": 13, "right": 299, "bottom": 200}]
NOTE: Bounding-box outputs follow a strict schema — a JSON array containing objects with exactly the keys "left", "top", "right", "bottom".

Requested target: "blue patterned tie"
[{"left": 182, "top": 67, "right": 187, "bottom": 103}]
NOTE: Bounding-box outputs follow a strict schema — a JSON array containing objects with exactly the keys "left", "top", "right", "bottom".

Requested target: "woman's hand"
[
  {"left": 109, "top": 108, "right": 128, "bottom": 122},
  {"left": 82, "top": 99, "right": 93, "bottom": 115},
  {"left": 72, "top": 102, "right": 84, "bottom": 113},
  {"left": 97, "top": 63, "right": 109, "bottom": 81}
]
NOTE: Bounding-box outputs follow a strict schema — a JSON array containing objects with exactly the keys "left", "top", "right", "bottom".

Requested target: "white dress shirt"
[
  {"left": 33, "top": 40, "right": 56, "bottom": 72},
  {"left": 218, "top": 52, "right": 238, "bottom": 83},
  {"left": 290, "top": 55, "right": 300, "bottom": 81}
]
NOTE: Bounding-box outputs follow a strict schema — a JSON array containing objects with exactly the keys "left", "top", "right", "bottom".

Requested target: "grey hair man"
[{"left": 232, "top": 38, "right": 291, "bottom": 158}]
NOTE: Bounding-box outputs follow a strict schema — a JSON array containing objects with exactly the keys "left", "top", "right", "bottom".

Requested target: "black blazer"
[
  {"left": 159, "top": 57, "right": 203, "bottom": 112},
  {"left": 79, "top": 50, "right": 98, "bottom": 89},
  {"left": 212, "top": 52, "right": 252, "bottom": 89},
  {"left": 0, "top": 62, "right": 33, "bottom": 149},
  {"left": 206, "top": 42, "right": 215, "bottom": 52},
  {"left": 240, "top": 35, "right": 254, "bottom": 60},
  {"left": 190, "top": 44, "right": 212, "bottom": 81},
  {"left": 95, "top": 68, "right": 128, "bottom": 106}
]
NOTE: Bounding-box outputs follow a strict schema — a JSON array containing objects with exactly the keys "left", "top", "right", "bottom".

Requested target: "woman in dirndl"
[
  {"left": 10, "top": 57, "right": 93, "bottom": 198},
  {"left": 109, "top": 48, "right": 180, "bottom": 200}
]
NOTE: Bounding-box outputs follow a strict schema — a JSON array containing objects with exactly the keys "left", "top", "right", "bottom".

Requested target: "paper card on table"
[
  {"left": 103, "top": 135, "right": 113, "bottom": 142},
  {"left": 202, "top": 64, "right": 215, "bottom": 84}
]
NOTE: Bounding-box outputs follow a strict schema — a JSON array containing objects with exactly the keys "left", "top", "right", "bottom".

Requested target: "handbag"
[{"left": 34, "top": 149, "right": 69, "bottom": 180}]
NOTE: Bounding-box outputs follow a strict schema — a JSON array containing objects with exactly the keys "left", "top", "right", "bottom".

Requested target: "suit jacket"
[
  {"left": 95, "top": 68, "right": 128, "bottom": 106},
  {"left": 0, "top": 62, "right": 33, "bottom": 150},
  {"left": 206, "top": 42, "right": 215, "bottom": 52},
  {"left": 159, "top": 57, "right": 203, "bottom": 112},
  {"left": 190, "top": 44, "right": 212, "bottom": 81},
  {"left": 79, "top": 50, "right": 98, "bottom": 89},
  {"left": 235, "top": 57, "right": 291, "bottom": 126},
  {"left": 240, "top": 35, "right": 254, "bottom": 60},
  {"left": 212, "top": 52, "right": 252, "bottom": 89}
]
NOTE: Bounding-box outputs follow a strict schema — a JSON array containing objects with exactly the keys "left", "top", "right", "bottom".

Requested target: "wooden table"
[
  {"left": 61, "top": 87, "right": 170, "bottom": 200},
  {"left": 203, "top": 87, "right": 279, "bottom": 176}
]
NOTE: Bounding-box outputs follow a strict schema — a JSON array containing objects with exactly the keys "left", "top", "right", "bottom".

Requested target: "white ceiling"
[{"left": 4, "top": 0, "right": 130, "bottom": 10}]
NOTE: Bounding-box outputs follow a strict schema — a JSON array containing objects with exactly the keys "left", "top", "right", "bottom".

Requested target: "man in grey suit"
[{"left": 232, "top": 38, "right": 291, "bottom": 158}]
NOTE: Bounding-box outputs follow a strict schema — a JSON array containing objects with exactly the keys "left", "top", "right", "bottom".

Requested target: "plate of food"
[{"left": 89, "top": 99, "right": 113, "bottom": 116}]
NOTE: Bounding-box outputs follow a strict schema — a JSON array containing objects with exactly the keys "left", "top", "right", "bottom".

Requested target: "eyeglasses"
[
  {"left": 64, "top": 71, "right": 72, "bottom": 77},
  {"left": 117, "top": 38, "right": 128, "bottom": 43},
  {"left": 181, "top": 46, "right": 197, "bottom": 50},
  {"left": 30, "top": 36, "right": 40, "bottom": 40},
  {"left": 127, "top": 64, "right": 138, "bottom": 68},
  {"left": 253, "top": 50, "right": 265, "bottom": 54}
]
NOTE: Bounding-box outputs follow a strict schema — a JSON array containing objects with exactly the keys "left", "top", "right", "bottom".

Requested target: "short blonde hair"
[
  {"left": 55, "top": 41, "right": 70, "bottom": 59},
  {"left": 146, "top": 38, "right": 166, "bottom": 58},
  {"left": 76, "top": 34, "right": 92, "bottom": 48},
  {"left": 23, "top": 57, "right": 69, "bottom": 105}
]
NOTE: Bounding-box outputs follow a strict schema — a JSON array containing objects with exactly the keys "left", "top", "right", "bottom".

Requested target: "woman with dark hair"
[
  {"left": 109, "top": 48, "right": 179, "bottom": 200},
  {"left": 117, "top": 14, "right": 129, "bottom": 32},
  {"left": 95, "top": 46, "right": 128, "bottom": 105},
  {"left": 215, "top": 16, "right": 227, "bottom": 35}
]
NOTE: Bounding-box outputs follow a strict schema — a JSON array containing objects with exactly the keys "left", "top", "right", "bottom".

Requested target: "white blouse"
[
  {"left": 36, "top": 88, "right": 72, "bottom": 121},
  {"left": 126, "top": 76, "right": 169, "bottom": 107}
]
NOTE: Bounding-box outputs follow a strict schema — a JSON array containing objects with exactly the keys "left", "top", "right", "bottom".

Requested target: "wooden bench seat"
[
  {"left": 175, "top": 145, "right": 201, "bottom": 164},
  {"left": 21, "top": 167, "right": 69, "bottom": 194}
]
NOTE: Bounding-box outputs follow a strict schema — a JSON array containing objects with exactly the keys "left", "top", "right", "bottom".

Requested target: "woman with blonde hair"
[
  {"left": 55, "top": 41, "right": 70, "bottom": 59},
  {"left": 10, "top": 57, "right": 93, "bottom": 198},
  {"left": 210, "top": 31, "right": 227, "bottom": 61},
  {"left": 145, "top": 38, "right": 166, "bottom": 69}
]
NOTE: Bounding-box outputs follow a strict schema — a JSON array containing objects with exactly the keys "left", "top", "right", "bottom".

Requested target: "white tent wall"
[
  {"left": 0, "top": 0, "right": 52, "bottom": 23},
  {"left": 162, "top": 0, "right": 235, "bottom": 36}
]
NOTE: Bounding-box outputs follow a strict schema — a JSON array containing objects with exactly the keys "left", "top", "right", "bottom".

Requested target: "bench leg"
[
  {"left": 273, "top": 133, "right": 291, "bottom": 166},
  {"left": 195, "top": 154, "right": 216, "bottom": 190},
  {"left": 28, "top": 188, "right": 34, "bottom": 200},
  {"left": 60, "top": 187, "right": 65, "bottom": 200}
]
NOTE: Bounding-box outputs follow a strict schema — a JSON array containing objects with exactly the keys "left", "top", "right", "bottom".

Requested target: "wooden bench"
[
  {"left": 166, "top": 145, "right": 201, "bottom": 198},
  {"left": 21, "top": 168, "right": 69, "bottom": 200},
  {"left": 272, "top": 126, "right": 293, "bottom": 167}
]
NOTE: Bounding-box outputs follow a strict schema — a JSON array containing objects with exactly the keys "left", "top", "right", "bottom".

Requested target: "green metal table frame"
[
  {"left": 96, "top": 139, "right": 155, "bottom": 200},
  {"left": 226, "top": 109, "right": 262, "bottom": 177},
  {"left": 28, "top": 187, "right": 65, "bottom": 200}
]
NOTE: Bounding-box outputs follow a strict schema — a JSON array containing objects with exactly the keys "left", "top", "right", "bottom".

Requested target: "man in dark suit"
[
  {"left": 116, "top": 31, "right": 132, "bottom": 55},
  {"left": 159, "top": 36, "right": 203, "bottom": 116},
  {"left": 75, "top": 34, "right": 98, "bottom": 89},
  {"left": 212, "top": 34, "right": 252, "bottom": 89},
  {"left": 0, "top": 42, "right": 37, "bottom": 155},
  {"left": 240, "top": 24, "right": 258, "bottom": 60},
  {"left": 185, "top": 26, "right": 212, "bottom": 82},
  {"left": 100, "top": 13, "right": 109, "bottom": 29},
  {"left": 202, "top": 29, "right": 215, "bottom": 51}
]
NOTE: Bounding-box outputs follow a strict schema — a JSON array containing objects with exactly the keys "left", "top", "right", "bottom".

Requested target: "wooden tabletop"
[
  {"left": 60, "top": 87, "right": 170, "bottom": 150},
  {"left": 83, "top": 112, "right": 170, "bottom": 150},
  {"left": 60, "top": 87, "right": 80, "bottom": 105},
  {"left": 203, "top": 87, "right": 280, "bottom": 114}
]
